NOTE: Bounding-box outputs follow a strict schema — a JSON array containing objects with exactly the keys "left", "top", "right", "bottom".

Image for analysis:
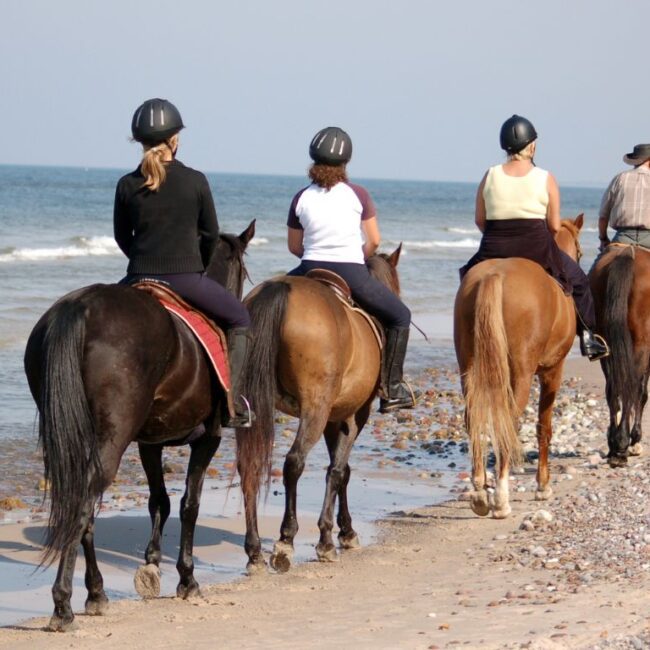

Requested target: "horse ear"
[
  {"left": 574, "top": 213, "right": 584, "bottom": 231},
  {"left": 387, "top": 243, "right": 402, "bottom": 268},
  {"left": 239, "top": 219, "right": 256, "bottom": 249}
]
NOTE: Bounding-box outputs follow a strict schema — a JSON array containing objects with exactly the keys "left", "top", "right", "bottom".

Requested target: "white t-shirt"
[{"left": 287, "top": 181, "right": 376, "bottom": 264}]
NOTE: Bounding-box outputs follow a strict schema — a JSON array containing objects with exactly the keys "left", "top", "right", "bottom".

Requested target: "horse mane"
[{"left": 367, "top": 254, "right": 400, "bottom": 296}]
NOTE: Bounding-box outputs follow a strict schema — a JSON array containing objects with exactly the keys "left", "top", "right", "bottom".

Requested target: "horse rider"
[
  {"left": 286, "top": 126, "right": 420, "bottom": 412},
  {"left": 460, "top": 114, "right": 609, "bottom": 361},
  {"left": 598, "top": 143, "right": 650, "bottom": 251},
  {"left": 113, "top": 98, "right": 254, "bottom": 427}
]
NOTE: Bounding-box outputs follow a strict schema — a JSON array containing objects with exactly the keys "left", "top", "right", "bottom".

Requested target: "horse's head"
[
  {"left": 555, "top": 213, "right": 584, "bottom": 262},
  {"left": 205, "top": 220, "right": 255, "bottom": 299},
  {"left": 367, "top": 243, "right": 402, "bottom": 296}
]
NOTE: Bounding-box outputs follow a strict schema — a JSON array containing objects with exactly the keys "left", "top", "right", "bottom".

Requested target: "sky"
[{"left": 3, "top": 0, "right": 650, "bottom": 186}]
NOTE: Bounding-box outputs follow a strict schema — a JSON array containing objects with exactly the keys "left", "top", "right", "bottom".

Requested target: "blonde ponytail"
[{"left": 140, "top": 134, "right": 178, "bottom": 191}]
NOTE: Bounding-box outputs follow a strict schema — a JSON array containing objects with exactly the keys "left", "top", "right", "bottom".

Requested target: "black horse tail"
[
  {"left": 38, "top": 300, "right": 102, "bottom": 564},
  {"left": 236, "top": 280, "right": 290, "bottom": 502},
  {"left": 602, "top": 250, "right": 636, "bottom": 427}
]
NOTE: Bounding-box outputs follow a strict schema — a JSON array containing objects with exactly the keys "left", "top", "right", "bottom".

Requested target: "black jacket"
[{"left": 113, "top": 159, "right": 219, "bottom": 274}]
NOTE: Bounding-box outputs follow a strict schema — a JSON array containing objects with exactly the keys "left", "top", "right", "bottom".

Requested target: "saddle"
[
  {"left": 304, "top": 269, "right": 384, "bottom": 349},
  {"left": 132, "top": 280, "right": 235, "bottom": 417}
]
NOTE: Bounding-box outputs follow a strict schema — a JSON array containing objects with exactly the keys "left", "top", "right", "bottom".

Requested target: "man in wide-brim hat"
[{"left": 599, "top": 143, "right": 650, "bottom": 250}]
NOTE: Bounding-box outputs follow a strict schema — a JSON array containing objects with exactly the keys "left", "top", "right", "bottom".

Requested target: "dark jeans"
[
  {"left": 559, "top": 252, "right": 595, "bottom": 330},
  {"left": 121, "top": 272, "right": 250, "bottom": 329},
  {"left": 288, "top": 260, "right": 410, "bottom": 328}
]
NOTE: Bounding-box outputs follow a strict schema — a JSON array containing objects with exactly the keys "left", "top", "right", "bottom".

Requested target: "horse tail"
[
  {"left": 602, "top": 250, "right": 636, "bottom": 416},
  {"left": 464, "top": 273, "right": 522, "bottom": 471},
  {"left": 236, "top": 280, "right": 290, "bottom": 502},
  {"left": 37, "top": 300, "right": 102, "bottom": 564}
]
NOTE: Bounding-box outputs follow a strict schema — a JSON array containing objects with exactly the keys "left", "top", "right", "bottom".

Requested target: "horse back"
[
  {"left": 279, "top": 277, "right": 381, "bottom": 418},
  {"left": 455, "top": 258, "right": 574, "bottom": 372}
]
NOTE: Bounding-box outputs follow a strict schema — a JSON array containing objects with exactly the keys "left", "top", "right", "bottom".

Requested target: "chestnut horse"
[
  {"left": 23, "top": 222, "right": 254, "bottom": 631},
  {"left": 454, "top": 216, "right": 583, "bottom": 518},
  {"left": 589, "top": 245, "right": 650, "bottom": 466},
  {"left": 235, "top": 247, "right": 402, "bottom": 573}
]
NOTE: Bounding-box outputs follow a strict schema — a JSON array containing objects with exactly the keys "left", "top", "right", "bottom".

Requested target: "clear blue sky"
[{"left": 3, "top": 0, "right": 649, "bottom": 186}]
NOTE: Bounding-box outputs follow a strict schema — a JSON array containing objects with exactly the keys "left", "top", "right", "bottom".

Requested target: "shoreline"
[{"left": 2, "top": 355, "right": 650, "bottom": 648}]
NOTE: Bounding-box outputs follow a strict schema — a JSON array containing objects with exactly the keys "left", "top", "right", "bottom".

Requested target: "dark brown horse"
[
  {"left": 235, "top": 247, "right": 402, "bottom": 573},
  {"left": 589, "top": 244, "right": 650, "bottom": 466},
  {"left": 23, "top": 221, "right": 254, "bottom": 631},
  {"left": 454, "top": 216, "right": 583, "bottom": 518}
]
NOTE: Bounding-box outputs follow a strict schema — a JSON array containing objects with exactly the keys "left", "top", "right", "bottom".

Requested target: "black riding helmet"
[
  {"left": 131, "top": 98, "right": 185, "bottom": 145},
  {"left": 499, "top": 115, "right": 537, "bottom": 154},
  {"left": 309, "top": 126, "right": 352, "bottom": 165}
]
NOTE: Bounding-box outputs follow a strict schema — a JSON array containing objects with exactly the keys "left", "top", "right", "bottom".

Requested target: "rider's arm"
[
  {"left": 546, "top": 173, "right": 561, "bottom": 234},
  {"left": 362, "top": 216, "right": 381, "bottom": 259},
  {"left": 198, "top": 174, "right": 220, "bottom": 267},
  {"left": 598, "top": 177, "right": 616, "bottom": 247},
  {"left": 474, "top": 172, "right": 488, "bottom": 233},
  {"left": 113, "top": 183, "right": 133, "bottom": 257},
  {"left": 287, "top": 227, "right": 304, "bottom": 258}
]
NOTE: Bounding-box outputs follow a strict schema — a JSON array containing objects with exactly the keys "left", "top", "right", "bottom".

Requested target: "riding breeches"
[
  {"left": 288, "top": 260, "right": 411, "bottom": 328},
  {"left": 558, "top": 252, "right": 595, "bottom": 331},
  {"left": 120, "top": 272, "right": 251, "bottom": 329}
]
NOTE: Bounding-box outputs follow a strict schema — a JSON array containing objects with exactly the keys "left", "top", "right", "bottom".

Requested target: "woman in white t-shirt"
[
  {"left": 460, "top": 115, "right": 607, "bottom": 361},
  {"left": 286, "top": 126, "right": 418, "bottom": 412}
]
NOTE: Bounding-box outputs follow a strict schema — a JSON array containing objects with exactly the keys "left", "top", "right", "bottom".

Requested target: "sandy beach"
[{"left": 0, "top": 352, "right": 649, "bottom": 649}]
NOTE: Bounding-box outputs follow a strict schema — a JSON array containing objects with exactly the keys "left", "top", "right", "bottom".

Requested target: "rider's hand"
[{"left": 599, "top": 237, "right": 610, "bottom": 252}]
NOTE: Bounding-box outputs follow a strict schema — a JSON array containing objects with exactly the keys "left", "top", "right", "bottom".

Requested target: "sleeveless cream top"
[{"left": 483, "top": 164, "right": 549, "bottom": 220}]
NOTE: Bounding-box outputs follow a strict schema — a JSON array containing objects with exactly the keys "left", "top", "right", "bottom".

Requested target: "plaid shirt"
[{"left": 600, "top": 166, "right": 650, "bottom": 229}]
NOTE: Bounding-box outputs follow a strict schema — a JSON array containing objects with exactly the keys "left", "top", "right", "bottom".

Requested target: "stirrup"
[
  {"left": 378, "top": 380, "right": 419, "bottom": 413},
  {"left": 586, "top": 333, "right": 610, "bottom": 362},
  {"left": 224, "top": 396, "right": 254, "bottom": 429}
]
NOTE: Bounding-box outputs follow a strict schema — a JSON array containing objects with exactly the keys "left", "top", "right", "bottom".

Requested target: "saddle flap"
[
  {"left": 305, "top": 268, "right": 352, "bottom": 301},
  {"left": 132, "top": 280, "right": 234, "bottom": 415}
]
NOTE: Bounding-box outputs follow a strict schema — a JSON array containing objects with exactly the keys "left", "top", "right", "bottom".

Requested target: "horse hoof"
[
  {"left": 629, "top": 443, "right": 643, "bottom": 456},
  {"left": 246, "top": 558, "right": 268, "bottom": 576},
  {"left": 608, "top": 455, "right": 628, "bottom": 468},
  {"left": 176, "top": 581, "right": 201, "bottom": 600},
  {"left": 338, "top": 532, "right": 360, "bottom": 549},
  {"left": 316, "top": 543, "right": 339, "bottom": 563},
  {"left": 535, "top": 487, "right": 553, "bottom": 501},
  {"left": 84, "top": 595, "right": 109, "bottom": 616},
  {"left": 46, "top": 615, "right": 77, "bottom": 633},
  {"left": 491, "top": 505, "right": 511, "bottom": 519},
  {"left": 134, "top": 563, "right": 160, "bottom": 599},
  {"left": 270, "top": 541, "right": 293, "bottom": 573},
  {"left": 470, "top": 491, "right": 490, "bottom": 517}
]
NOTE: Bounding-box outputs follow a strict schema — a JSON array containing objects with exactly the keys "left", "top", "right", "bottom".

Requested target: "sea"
[{"left": 0, "top": 164, "right": 606, "bottom": 445}]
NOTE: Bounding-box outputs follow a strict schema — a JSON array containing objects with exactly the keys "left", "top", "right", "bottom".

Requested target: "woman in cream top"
[{"left": 460, "top": 114, "right": 607, "bottom": 361}]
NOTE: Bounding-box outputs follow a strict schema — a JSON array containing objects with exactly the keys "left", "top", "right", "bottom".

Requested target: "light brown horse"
[
  {"left": 235, "top": 248, "right": 402, "bottom": 573},
  {"left": 454, "top": 216, "right": 583, "bottom": 518},
  {"left": 589, "top": 244, "right": 650, "bottom": 466}
]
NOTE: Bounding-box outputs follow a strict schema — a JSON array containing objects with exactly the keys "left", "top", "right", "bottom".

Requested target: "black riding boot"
[
  {"left": 579, "top": 329, "right": 610, "bottom": 362},
  {"left": 223, "top": 327, "right": 255, "bottom": 428},
  {"left": 379, "top": 327, "right": 420, "bottom": 413}
]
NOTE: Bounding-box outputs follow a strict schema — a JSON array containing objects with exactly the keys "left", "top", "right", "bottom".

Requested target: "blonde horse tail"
[{"left": 465, "top": 272, "right": 522, "bottom": 472}]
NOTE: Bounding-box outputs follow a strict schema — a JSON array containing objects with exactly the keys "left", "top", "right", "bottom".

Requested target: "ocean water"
[{"left": 0, "top": 164, "right": 606, "bottom": 444}]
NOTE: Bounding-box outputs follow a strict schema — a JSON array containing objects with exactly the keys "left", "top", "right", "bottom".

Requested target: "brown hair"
[
  {"left": 140, "top": 134, "right": 178, "bottom": 191},
  {"left": 308, "top": 163, "right": 348, "bottom": 190}
]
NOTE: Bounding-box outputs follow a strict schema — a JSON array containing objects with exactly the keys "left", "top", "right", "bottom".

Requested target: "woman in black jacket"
[{"left": 113, "top": 98, "right": 252, "bottom": 426}]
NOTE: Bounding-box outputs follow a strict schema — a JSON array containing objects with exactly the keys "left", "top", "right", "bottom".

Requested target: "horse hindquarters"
[{"left": 460, "top": 272, "right": 521, "bottom": 518}]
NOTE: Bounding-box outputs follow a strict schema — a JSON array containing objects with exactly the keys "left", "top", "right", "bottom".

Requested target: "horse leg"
[
  {"left": 466, "top": 408, "right": 489, "bottom": 517},
  {"left": 48, "top": 498, "right": 95, "bottom": 632},
  {"left": 133, "top": 443, "right": 170, "bottom": 599},
  {"left": 535, "top": 365, "right": 562, "bottom": 500},
  {"left": 80, "top": 514, "right": 109, "bottom": 616},
  {"left": 175, "top": 433, "right": 221, "bottom": 599},
  {"left": 317, "top": 406, "right": 368, "bottom": 561},
  {"left": 491, "top": 373, "right": 531, "bottom": 518},
  {"left": 270, "top": 408, "right": 329, "bottom": 573},
  {"left": 630, "top": 359, "right": 650, "bottom": 456}
]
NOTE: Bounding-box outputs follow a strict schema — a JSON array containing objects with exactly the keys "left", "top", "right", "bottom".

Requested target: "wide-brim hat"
[{"left": 623, "top": 143, "right": 650, "bottom": 165}]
